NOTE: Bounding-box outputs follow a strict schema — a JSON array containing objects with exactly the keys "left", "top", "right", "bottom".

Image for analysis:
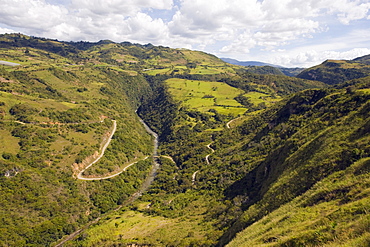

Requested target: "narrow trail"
[
  {"left": 161, "top": 155, "right": 176, "bottom": 164},
  {"left": 78, "top": 157, "right": 149, "bottom": 181},
  {"left": 77, "top": 120, "right": 117, "bottom": 180},
  {"left": 192, "top": 170, "right": 199, "bottom": 185},
  {"left": 226, "top": 117, "right": 240, "bottom": 129},
  {"left": 205, "top": 142, "right": 215, "bottom": 165}
]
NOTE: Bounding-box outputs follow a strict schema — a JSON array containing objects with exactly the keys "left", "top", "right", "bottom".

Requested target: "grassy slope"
[
  {"left": 166, "top": 78, "right": 247, "bottom": 116},
  {"left": 297, "top": 59, "right": 370, "bottom": 85},
  {"left": 69, "top": 194, "right": 220, "bottom": 246},
  {"left": 227, "top": 157, "right": 370, "bottom": 247},
  {"left": 214, "top": 82, "right": 370, "bottom": 246}
]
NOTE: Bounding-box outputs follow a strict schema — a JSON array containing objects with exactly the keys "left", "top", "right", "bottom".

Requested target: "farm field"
[
  {"left": 243, "top": 91, "right": 282, "bottom": 106},
  {"left": 166, "top": 78, "right": 247, "bottom": 116}
]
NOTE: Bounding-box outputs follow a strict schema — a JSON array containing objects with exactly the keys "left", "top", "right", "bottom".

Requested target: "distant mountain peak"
[
  {"left": 220, "top": 57, "right": 305, "bottom": 77},
  {"left": 220, "top": 57, "right": 281, "bottom": 67}
]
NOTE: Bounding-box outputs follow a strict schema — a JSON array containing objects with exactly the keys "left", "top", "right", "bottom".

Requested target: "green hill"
[
  {"left": 0, "top": 35, "right": 156, "bottom": 246},
  {"left": 353, "top": 54, "right": 370, "bottom": 65},
  {"left": 297, "top": 58, "right": 370, "bottom": 85},
  {"left": 0, "top": 34, "right": 368, "bottom": 247},
  {"left": 217, "top": 78, "right": 370, "bottom": 246}
]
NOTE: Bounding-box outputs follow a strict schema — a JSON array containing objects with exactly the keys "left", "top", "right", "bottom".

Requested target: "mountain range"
[
  {"left": 0, "top": 33, "right": 369, "bottom": 247},
  {"left": 220, "top": 58, "right": 281, "bottom": 67},
  {"left": 221, "top": 57, "right": 306, "bottom": 77}
]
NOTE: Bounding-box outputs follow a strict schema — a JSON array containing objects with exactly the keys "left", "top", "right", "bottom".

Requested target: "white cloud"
[
  {"left": 0, "top": 0, "right": 68, "bottom": 30},
  {"left": 71, "top": 0, "right": 173, "bottom": 16},
  {"left": 123, "top": 13, "right": 169, "bottom": 43},
  {"left": 0, "top": 27, "right": 17, "bottom": 34},
  {"left": 263, "top": 47, "right": 370, "bottom": 68},
  {"left": 0, "top": 0, "right": 370, "bottom": 66},
  {"left": 320, "top": 0, "right": 370, "bottom": 24}
]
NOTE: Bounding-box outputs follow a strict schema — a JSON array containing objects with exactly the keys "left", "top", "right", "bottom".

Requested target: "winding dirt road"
[
  {"left": 205, "top": 142, "right": 215, "bottom": 165},
  {"left": 55, "top": 115, "right": 160, "bottom": 246},
  {"left": 78, "top": 157, "right": 149, "bottom": 181},
  {"left": 192, "top": 170, "right": 199, "bottom": 185},
  {"left": 226, "top": 117, "right": 240, "bottom": 129},
  {"left": 161, "top": 155, "right": 176, "bottom": 164},
  {"left": 77, "top": 120, "right": 118, "bottom": 180}
]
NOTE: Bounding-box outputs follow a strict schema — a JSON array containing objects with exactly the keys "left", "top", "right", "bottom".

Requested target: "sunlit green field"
[
  {"left": 243, "top": 91, "right": 281, "bottom": 106},
  {"left": 74, "top": 194, "right": 219, "bottom": 246},
  {"left": 143, "top": 68, "right": 172, "bottom": 75},
  {"left": 358, "top": 88, "right": 370, "bottom": 94},
  {"left": 166, "top": 78, "right": 247, "bottom": 116},
  {"left": 189, "top": 66, "right": 223, "bottom": 75}
]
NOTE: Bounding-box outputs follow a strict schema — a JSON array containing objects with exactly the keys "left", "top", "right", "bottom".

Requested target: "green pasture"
[
  {"left": 0, "top": 47, "right": 71, "bottom": 67},
  {"left": 112, "top": 54, "right": 138, "bottom": 63},
  {"left": 79, "top": 193, "right": 219, "bottom": 246},
  {"left": 0, "top": 91, "right": 78, "bottom": 120},
  {"left": 244, "top": 91, "right": 281, "bottom": 106},
  {"left": 179, "top": 49, "right": 224, "bottom": 66},
  {"left": 143, "top": 65, "right": 236, "bottom": 76},
  {"left": 166, "top": 78, "right": 247, "bottom": 116},
  {"left": 143, "top": 65, "right": 188, "bottom": 75},
  {"left": 143, "top": 68, "right": 171, "bottom": 75},
  {"left": 0, "top": 129, "right": 20, "bottom": 154},
  {"left": 189, "top": 66, "right": 222, "bottom": 75}
]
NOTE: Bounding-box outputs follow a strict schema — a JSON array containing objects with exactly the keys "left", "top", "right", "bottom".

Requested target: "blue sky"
[{"left": 1, "top": 0, "right": 370, "bottom": 67}]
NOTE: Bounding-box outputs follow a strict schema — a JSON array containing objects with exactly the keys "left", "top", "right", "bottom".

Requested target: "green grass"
[
  {"left": 189, "top": 66, "right": 223, "bottom": 75},
  {"left": 244, "top": 92, "right": 281, "bottom": 106},
  {"left": 0, "top": 47, "right": 72, "bottom": 67},
  {"left": 60, "top": 102, "right": 78, "bottom": 108},
  {"left": 0, "top": 129, "right": 20, "bottom": 154},
  {"left": 81, "top": 211, "right": 172, "bottom": 245},
  {"left": 143, "top": 68, "right": 171, "bottom": 75},
  {"left": 166, "top": 78, "right": 247, "bottom": 116},
  {"left": 0, "top": 90, "right": 77, "bottom": 109},
  {"left": 179, "top": 50, "right": 224, "bottom": 66},
  {"left": 76, "top": 193, "right": 220, "bottom": 246},
  {"left": 111, "top": 54, "right": 138, "bottom": 63},
  {"left": 227, "top": 158, "right": 370, "bottom": 247},
  {"left": 214, "top": 106, "right": 246, "bottom": 116}
]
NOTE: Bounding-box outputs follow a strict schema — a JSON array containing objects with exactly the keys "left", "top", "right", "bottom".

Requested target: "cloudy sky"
[{"left": 1, "top": 0, "right": 370, "bottom": 67}]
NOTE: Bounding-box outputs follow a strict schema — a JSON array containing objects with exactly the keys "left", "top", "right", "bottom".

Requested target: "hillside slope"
[
  {"left": 214, "top": 78, "right": 370, "bottom": 246},
  {"left": 297, "top": 58, "right": 370, "bottom": 84},
  {"left": 221, "top": 57, "right": 305, "bottom": 76},
  {"left": 0, "top": 35, "right": 155, "bottom": 246}
]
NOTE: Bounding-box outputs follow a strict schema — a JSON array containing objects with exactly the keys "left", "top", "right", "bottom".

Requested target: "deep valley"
[{"left": 0, "top": 34, "right": 369, "bottom": 247}]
